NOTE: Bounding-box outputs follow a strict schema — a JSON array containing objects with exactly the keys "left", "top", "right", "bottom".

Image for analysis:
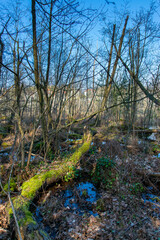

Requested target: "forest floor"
[{"left": 0, "top": 124, "right": 160, "bottom": 239}]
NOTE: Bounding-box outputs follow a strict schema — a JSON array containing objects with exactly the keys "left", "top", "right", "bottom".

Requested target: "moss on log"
[{"left": 7, "top": 132, "right": 92, "bottom": 240}]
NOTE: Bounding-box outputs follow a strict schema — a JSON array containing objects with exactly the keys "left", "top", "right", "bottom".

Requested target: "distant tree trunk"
[
  {"left": 43, "top": 0, "right": 53, "bottom": 130},
  {"left": 0, "top": 18, "right": 10, "bottom": 91},
  {"left": 86, "top": 53, "right": 89, "bottom": 111},
  {"left": 13, "top": 39, "right": 25, "bottom": 167},
  {"left": 0, "top": 36, "right": 4, "bottom": 87},
  {"left": 96, "top": 16, "right": 129, "bottom": 125},
  {"left": 129, "top": 29, "right": 141, "bottom": 128},
  {"left": 99, "top": 24, "right": 115, "bottom": 110}
]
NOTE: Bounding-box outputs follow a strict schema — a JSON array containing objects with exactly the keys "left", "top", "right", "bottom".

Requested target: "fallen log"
[
  {"left": 146, "top": 172, "right": 160, "bottom": 177},
  {"left": 7, "top": 131, "right": 92, "bottom": 240},
  {"left": 136, "top": 169, "right": 160, "bottom": 178}
]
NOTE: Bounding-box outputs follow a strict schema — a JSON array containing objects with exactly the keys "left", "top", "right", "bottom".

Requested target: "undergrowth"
[{"left": 92, "top": 156, "right": 116, "bottom": 188}]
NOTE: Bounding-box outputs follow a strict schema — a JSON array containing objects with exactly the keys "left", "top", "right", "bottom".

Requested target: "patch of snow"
[
  {"left": 148, "top": 133, "right": 156, "bottom": 141},
  {"left": 65, "top": 139, "right": 74, "bottom": 142},
  {"left": 149, "top": 126, "right": 158, "bottom": 129},
  {"left": 0, "top": 152, "right": 9, "bottom": 157},
  {"left": 120, "top": 143, "right": 125, "bottom": 147},
  {"left": 25, "top": 155, "right": 36, "bottom": 162}
]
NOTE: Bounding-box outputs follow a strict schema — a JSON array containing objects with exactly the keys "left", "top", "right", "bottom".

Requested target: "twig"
[
  {"left": 0, "top": 171, "right": 22, "bottom": 240},
  {"left": 141, "top": 199, "right": 160, "bottom": 208},
  {"left": 119, "top": 217, "right": 148, "bottom": 236},
  {"left": 8, "top": 194, "right": 22, "bottom": 240},
  {"left": 0, "top": 132, "right": 23, "bottom": 240},
  {"left": 8, "top": 144, "right": 23, "bottom": 240},
  {"left": 25, "top": 151, "right": 47, "bottom": 160}
]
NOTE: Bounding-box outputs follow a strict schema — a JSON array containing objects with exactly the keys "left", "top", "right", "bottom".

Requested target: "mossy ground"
[
  {"left": 3, "top": 178, "right": 16, "bottom": 192},
  {"left": 7, "top": 132, "right": 92, "bottom": 239},
  {"left": 21, "top": 133, "right": 92, "bottom": 200}
]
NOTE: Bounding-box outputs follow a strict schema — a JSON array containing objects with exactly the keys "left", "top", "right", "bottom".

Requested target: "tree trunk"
[
  {"left": 32, "top": 0, "right": 48, "bottom": 150},
  {"left": 96, "top": 16, "right": 128, "bottom": 125}
]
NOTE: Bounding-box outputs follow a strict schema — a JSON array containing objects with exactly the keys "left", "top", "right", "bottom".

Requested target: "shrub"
[{"left": 92, "top": 156, "right": 116, "bottom": 188}]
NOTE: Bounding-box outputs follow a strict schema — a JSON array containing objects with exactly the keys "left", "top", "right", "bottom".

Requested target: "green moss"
[
  {"left": 4, "top": 178, "right": 16, "bottom": 192},
  {"left": 152, "top": 143, "right": 160, "bottom": 153},
  {"left": 7, "top": 132, "right": 92, "bottom": 239},
  {"left": 90, "top": 128, "right": 97, "bottom": 136},
  {"left": 7, "top": 196, "right": 27, "bottom": 216},
  {"left": 21, "top": 166, "right": 68, "bottom": 199},
  {"left": 8, "top": 199, "right": 37, "bottom": 230},
  {"left": 40, "top": 230, "right": 49, "bottom": 237},
  {"left": 151, "top": 197, "right": 160, "bottom": 203},
  {"left": 68, "top": 138, "right": 91, "bottom": 163},
  {"left": 0, "top": 165, "right": 4, "bottom": 175},
  {"left": 2, "top": 141, "right": 12, "bottom": 148},
  {"left": 74, "top": 138, "right": 83, "bottom": 144},
  {"left": 19, "top": 209, "right": 37, "bottom": 226},
  {"left": 0, "top": 116, "right": 6, "bottom": 120},
  {"left": 82, "top": 189, "right": 88, "bottom": 198},
  {"left": 96, "top": 198, "right": 105, "bottom": 212},
  {"left": 22, "top": 174, "right": 46, "bottom": 199},
  {"left": 68, "top": 133, "right": 82, "bottom": 139},
  {"left": 21, "top": 132, "right": 92, "bottom": 200},
  {"left": 7, "top": 196, "right": 36, "bottom": 228}
]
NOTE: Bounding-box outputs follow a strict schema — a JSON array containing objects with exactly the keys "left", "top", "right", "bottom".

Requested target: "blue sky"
[
  {"left": 0, "top": 0, "right": 159, "bottom": 46},
  {"left": 81, "top": 0, "right": 160, "bottom": 23},
  {"left": 82, "top": 0, "right": 154, "bottom": 11},
  {"left": 1, "top": 0, "right": 158, "bottom": 15},
  {"left": 79, "top": 0, "right": 160, "bottom": 47},
  {"left": 1, "top": 0, "right": 159, "bottom": 22}
]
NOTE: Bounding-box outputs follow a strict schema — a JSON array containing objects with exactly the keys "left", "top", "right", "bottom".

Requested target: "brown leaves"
[{"left": 0, "top": 203, "right": 9, "bottom": 240}]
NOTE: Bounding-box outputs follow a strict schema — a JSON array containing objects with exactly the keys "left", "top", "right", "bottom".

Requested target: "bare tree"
[{"left": 96, "top": 15, "right": 129, "bottom": 125}]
